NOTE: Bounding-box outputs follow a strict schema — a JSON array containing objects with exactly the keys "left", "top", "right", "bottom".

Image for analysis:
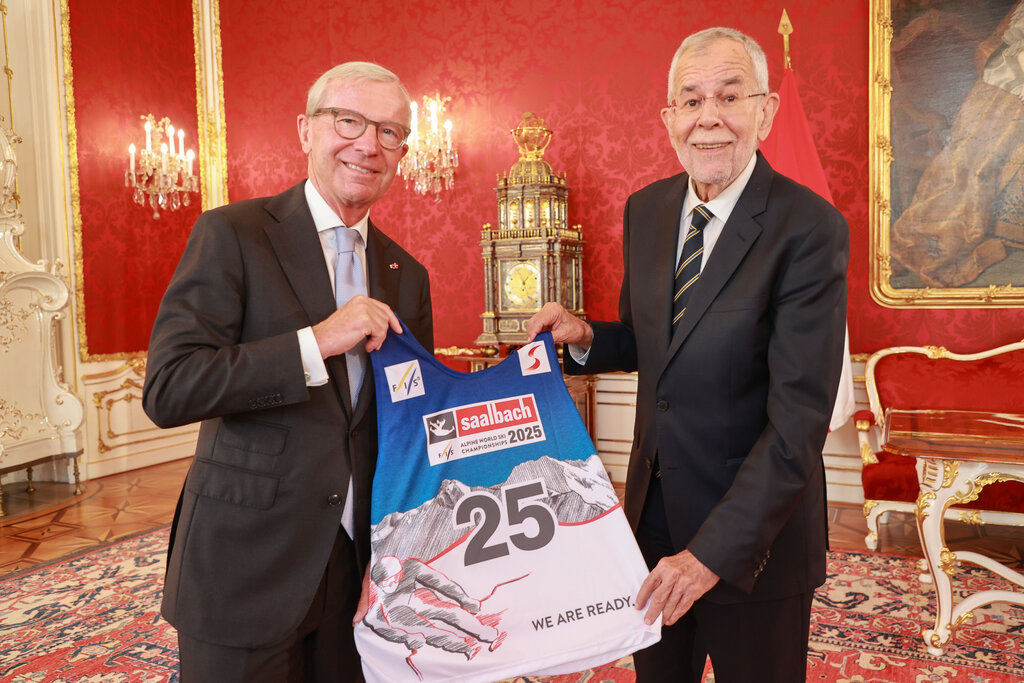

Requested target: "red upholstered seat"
[
  {"left": 857, "top": 342, "right": 1024, "bottom": 550},
  {"left": 862, "top": 451, "right": 1023, "bottom": 512}
]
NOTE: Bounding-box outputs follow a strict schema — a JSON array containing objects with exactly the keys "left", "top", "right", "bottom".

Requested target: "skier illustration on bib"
[{"left": 362, "top": 555, "right": 512, "bottom": 678}]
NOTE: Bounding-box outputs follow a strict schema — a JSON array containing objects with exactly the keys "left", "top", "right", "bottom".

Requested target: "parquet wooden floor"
[
  {"left": 0, "top": 458, "right": 189, "bottom": 575},
  {"left": 1, "top": 457, "right": 1021, "bottom": 577}
]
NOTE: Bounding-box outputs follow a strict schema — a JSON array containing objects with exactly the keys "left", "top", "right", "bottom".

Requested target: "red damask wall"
[
  {"left": 67, "top": 0, "right": 201, "bottom": 357},
  {"left": 68, "top": 1, "right": 1024, "bottom": 356}
]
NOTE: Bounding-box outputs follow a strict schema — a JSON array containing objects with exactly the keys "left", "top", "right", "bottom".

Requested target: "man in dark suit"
[
  {"left": 527, "top": 27, "right": 848, "bottom": 683},
  {"left": 142, "top": 62, "right": 432, "bottom": 682}
]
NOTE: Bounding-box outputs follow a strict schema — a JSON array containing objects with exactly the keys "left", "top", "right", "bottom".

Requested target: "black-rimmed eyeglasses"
[{"left": 310, "top": 108, "right": 411, "bottom": 150}]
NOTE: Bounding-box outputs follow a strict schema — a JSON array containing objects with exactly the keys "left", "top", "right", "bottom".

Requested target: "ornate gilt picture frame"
[{"left": 870, "top": 0, "right": 1024, "bottom": 307}]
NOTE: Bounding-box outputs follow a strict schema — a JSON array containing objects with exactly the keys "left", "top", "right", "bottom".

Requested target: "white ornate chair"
[{"left": 856, "top": 341, "right": 1024, "bottom": 550}]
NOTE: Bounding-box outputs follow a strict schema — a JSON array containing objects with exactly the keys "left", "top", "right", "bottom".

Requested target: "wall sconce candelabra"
[
  {"left": 126, "top": 114, "right": 198, "bottom": 219},
  {"left": 399, "top": 94, "right": 458, "bottom": 200}
]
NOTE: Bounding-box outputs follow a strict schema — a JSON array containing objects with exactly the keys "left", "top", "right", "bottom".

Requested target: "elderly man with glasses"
[
  {"left": 528, "top": 27, "right": 848, "bottom": 682},
  {"left": 143, "top": 62, "right": 433, "bottom": 682}
]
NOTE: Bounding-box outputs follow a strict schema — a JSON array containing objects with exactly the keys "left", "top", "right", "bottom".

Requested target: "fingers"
[
  {"left": 633, "top": 551, "right": 720, "bottom": 626},
  {"left": 313, "top": 295, "right": 400, "bottom": 358},
  {"left": 635, "top": 572, "right": 657, "bottom": 613},
  {"left": 388, "top": 308, "right": 403, "bottom": 334},
  {"left": 525, "top": 302, "right": 593, "bottom": 347},
  {"left": 362, "top": 300, "right": 402, "bottom": 353},
  {"left": 636, "top": 567, "right": 688, "bottom": 626},
  {"left": 525, "top": 302, "right": 564, "bottom": 341}
]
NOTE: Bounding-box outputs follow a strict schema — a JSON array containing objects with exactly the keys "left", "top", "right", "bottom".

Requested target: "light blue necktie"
[{"left": 334, "top": 227, "right": 367, "bottom": 403}]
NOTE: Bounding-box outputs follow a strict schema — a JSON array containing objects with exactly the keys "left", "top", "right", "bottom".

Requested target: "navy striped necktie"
[{"left": 672, "top": 204, "right": 712, "bottom": 332}]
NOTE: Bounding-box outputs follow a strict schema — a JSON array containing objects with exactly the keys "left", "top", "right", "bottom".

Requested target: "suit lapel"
[
  {"left": 663, "top": 155, "right": 772, "bottom": 367},
  {"left": 263, "top": 182, "right": 354, "bottom": 417}
]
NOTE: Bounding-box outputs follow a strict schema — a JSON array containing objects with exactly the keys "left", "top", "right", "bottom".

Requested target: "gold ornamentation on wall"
[
  {"left": 85, "top": 361, "right": 170, "bottom": 455},
  {"left": 193, "top": 0, "right": 229, "bottom": 210},
  {"left": 0, "top": 297, "right": 30, "bottom": 350},
  {"left": 0, "top": 398, "right": 44, "bottom": 441}
]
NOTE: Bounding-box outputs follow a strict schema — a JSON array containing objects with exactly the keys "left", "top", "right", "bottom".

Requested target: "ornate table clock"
[{"left": 476, "top": 113, "right": 584, "bottom": 346}]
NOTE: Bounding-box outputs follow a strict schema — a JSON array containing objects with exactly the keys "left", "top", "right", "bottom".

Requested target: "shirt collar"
[
  {"left": 304, "top": 179, "right": 369, "bottom": 244},
  {"left": 683, "top": 153, "right": 757, "bottom": 224}
]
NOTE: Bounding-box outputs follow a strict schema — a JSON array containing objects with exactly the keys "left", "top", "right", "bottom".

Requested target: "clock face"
[{"left": 502, "top": 260, "right": 541, "bottom": 308}]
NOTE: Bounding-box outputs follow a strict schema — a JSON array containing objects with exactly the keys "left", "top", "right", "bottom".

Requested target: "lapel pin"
[{"left": 389, "top": 262, "right": 399, "bottom": 270}]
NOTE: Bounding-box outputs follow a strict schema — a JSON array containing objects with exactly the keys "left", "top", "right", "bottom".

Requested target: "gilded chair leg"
[
  {"left": 863, "top": 500, "right": 881, "bottom": 550},
  {"left": 26, "top": 466, "right": 35, "bottom": 494}
]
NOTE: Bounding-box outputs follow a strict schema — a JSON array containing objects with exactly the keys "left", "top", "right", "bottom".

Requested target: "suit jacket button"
[
  {"left": 327, "top": 494, "right": 343, "bottom": 507},
  {"left": 656, "top": 400, "right": 669, "bottom": 412}
]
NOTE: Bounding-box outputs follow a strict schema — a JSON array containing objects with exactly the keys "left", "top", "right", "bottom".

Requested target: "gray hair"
[
  {"left": 667, "top": 28, "right": 770, "bottom": 103},
  {"left": 305, "top": 61, "right": 412, "bottom": 119}
]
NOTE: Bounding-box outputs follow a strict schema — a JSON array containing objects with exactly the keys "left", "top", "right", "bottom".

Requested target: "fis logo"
[
  {"left": 518, "top": 341, "right": 552, "bottom": 376},
  {"left": 384, "top": 360, "right": 425, "bottom": 402}
]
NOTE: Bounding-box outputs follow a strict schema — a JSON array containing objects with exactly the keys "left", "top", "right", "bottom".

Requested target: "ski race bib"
[{"left": 354, "top": 326, "right": 659, "bottom": 683}]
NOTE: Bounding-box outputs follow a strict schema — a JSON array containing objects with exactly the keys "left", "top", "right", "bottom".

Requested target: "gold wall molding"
[
  {"left": 90, "top": 376, "right": 159, "bottom": 454},
  {"left": 82, "top": 361, "right": 173, "bottom": 455},
  {"left": 59, "top": 0, "right": 96, "bottom": 363},
  {"left": 193, "top": 0, "right": 228, "bottom": 209}
]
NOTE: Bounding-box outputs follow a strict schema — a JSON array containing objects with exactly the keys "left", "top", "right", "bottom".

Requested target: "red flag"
[
  {"left": 760, "top": 69, "right": 834, "bottom": 204},
  {"left": 761, "top": 68, "right": 855, "bottom": 432}
]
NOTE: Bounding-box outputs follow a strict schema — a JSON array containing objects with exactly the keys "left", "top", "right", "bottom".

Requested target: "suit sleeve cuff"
[
  {"left": 567, "top": 343, "right": 590, "bottom": 366},
  {"left": 297, "top": 327, "right": 328, "bottom": 386}
]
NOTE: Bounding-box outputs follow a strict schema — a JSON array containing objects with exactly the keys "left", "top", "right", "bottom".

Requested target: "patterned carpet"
[{"left": 1, "top": 527, "right": 1022, "bottom": 682}]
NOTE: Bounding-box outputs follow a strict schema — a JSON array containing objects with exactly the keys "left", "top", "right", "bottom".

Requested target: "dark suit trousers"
[
  {"left": 633, "top": 476, "right": 812, "bottom": 683},
  {"left": 177, "top": 526, "right": 364, "bottom": 683}
]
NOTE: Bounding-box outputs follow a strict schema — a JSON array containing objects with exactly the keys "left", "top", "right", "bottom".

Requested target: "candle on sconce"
[
  {"left": 128, "top": 113, "right": 199, "bottom": 216},
  {"left": 398, "top": 94, "right": 458, "bottom": 198}
]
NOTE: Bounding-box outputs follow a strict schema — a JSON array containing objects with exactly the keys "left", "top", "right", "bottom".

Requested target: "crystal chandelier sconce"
[
  {"left": 126, "top": 114, "right": 198, "bottom": 219},
  {"left": 399, "top": 94, "right": 458, "bottom": 200}
]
